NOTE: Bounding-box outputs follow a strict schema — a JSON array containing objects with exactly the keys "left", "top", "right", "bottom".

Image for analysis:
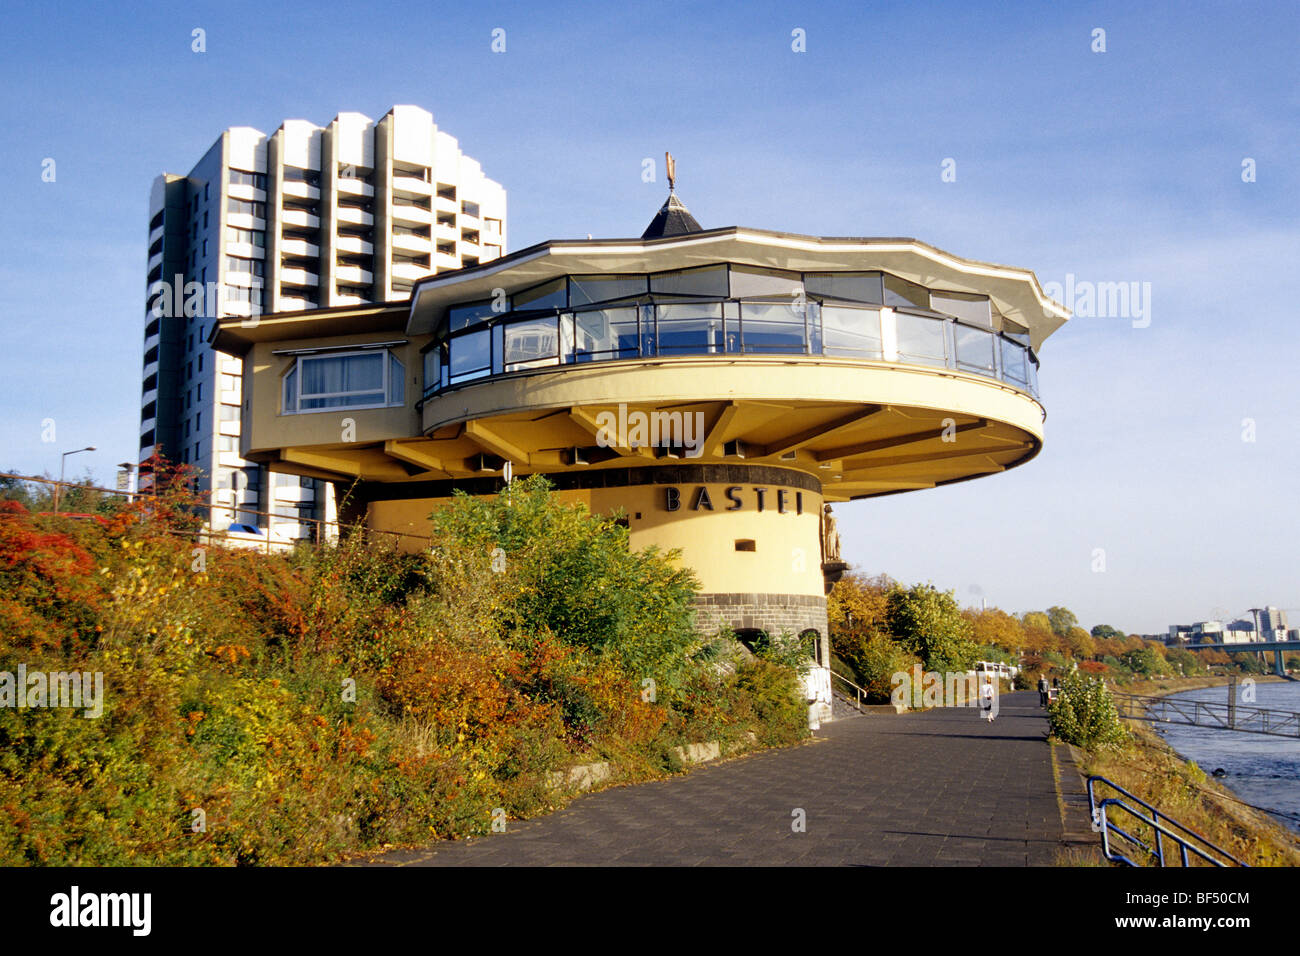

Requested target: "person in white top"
[{"left": 980, "top": 675, "right": 997, "bottom": 723}]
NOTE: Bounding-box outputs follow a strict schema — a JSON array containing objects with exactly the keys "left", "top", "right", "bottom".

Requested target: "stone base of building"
[
  {"left": 692, "top": 591, "right": 829, "bottom": 641},
  {"left": 693, "top": 592, "right": 834, "bottom": 723}
]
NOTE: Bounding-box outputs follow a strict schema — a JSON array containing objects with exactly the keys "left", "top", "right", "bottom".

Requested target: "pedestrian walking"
[
  {"left": 1037, "top": 674, "right": 1049, "bottom": 707},
  {"left": 980, "top": 676, "right": 997, "bottom": 723}
]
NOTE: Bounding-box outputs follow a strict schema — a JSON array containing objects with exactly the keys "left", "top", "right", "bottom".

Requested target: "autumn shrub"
[
  {"left": 0, "top": 468, "right": 809, "bottom": 865},
  {"left": 0, "top": 501, "right": 104, "bottom": 656}
]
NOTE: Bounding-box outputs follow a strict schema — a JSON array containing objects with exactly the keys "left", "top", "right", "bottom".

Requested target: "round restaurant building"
[{"left": 218, "top": 193, "right": 1068, "bottom": 725}]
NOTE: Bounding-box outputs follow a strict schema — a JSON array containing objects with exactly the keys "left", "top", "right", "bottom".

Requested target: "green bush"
[
  {"left": 1048, "top": 670, "right": 1130, "bottom": 750},
  {"left": 431, "top": 475, "right": 701, "bottom": 694},
  {"left": 729, "top": 659, "right": 807, "bottom": 746}
]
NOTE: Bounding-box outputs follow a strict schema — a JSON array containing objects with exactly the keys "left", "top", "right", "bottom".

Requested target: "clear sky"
[{"left": 2, "top": 0, "right": 1297, "bottom": 634}]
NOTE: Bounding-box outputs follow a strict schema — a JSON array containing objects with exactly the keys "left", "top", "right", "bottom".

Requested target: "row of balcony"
[
  {"left": 279, "top": 201, "right": 474, "bottom": 231},
  {"left": 225, "top": 235, "right": 377, "bottom": 260},
  {"left": 228, "top": 208, "right": 475, "bottom": 248}
]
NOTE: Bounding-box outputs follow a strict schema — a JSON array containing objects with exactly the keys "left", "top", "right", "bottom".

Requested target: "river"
[{"left": 1150, "top": 680, "right": 1300, "bottom": 834}]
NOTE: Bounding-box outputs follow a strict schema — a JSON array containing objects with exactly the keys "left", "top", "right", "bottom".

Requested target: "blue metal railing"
[{"left": 1087, "top": 775, "right": 1247, "bottom": 867}]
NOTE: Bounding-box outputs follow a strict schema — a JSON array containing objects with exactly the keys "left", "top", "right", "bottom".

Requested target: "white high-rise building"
[{"left": 138, "top": 106, "right": 506, "bottom": 540}]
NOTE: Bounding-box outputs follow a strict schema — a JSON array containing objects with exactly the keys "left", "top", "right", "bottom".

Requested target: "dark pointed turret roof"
[{"left": 641, "top": 191, "right": 702, "bottom": 239}]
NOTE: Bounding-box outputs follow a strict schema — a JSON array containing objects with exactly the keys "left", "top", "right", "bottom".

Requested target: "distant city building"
[
  {"left": 1166, "top": 618, "right": 1261, "bottom": 645},
  {"left": 1259, "top": 606, "right": 1288, "bottom": 640},
  {"left": 139, "top": 105, "right": 506, "bottom": 541},
  {"left": 1226, "top": 619, "right": 1256, "bottom": 643}
]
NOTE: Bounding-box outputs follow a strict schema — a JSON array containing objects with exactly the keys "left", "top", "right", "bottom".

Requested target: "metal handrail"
[
  {"left": 1087, "top": 775, "right": 1248, "bottom": 867},
  {"left": 830, "top": 670, "right": 872, "bottom": 712}
]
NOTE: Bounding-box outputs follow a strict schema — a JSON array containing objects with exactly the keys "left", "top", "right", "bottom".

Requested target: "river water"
[{"left": 1149, "top": 681, "right": 1300, "bottom": 834}]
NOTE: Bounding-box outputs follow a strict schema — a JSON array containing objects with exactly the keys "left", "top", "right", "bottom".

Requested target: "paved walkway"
[{"left": 364, "top": 691, "right": 1067, "bottom": 866}]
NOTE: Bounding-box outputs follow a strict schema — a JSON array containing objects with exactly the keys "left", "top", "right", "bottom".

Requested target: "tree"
[
  {"left": 1165, "top": 646, "right": 1202, "bottom": 676},
  {"left": 1091, "top": 637, "right": 1116, "bottom": 660},
  {"left": 828, "top": 573, "right": 898, "bottom": 690},
  {"left": 1121, "top": 645, "right": 1169, "bottom": 677},
  {"left": 1066, "top": 626, "right": 1095, "bottom": 661},
  {"left": 828, "top": 573, "right": 894, "bottom": 658},
  {"left": 1021, "top": 611, "right": 1051, "bottom": 633},
  {"left": 965, "top": 608, "right": 1025, "bottom": 654},
  {"left": 1020, "top": 623, "right": 1056, "bottom": 655},
  {"left": 1227, "top": 651, "right": 1266, "bottom": 676},
  {"left": 1046, "top": 605, "right": 1079, "bottom": 638},
  {"left": 1197, "top": 647, "right": 1230, "bottom": 668},
  {"left": 1091, "top": 624, "right": 1125, "bottom": 642},
  {"left": 886, "top": 583, "right": 977, "bottom": 673},
  {"left": 0, "top": 473, "right": 38, "bottom": 509}
]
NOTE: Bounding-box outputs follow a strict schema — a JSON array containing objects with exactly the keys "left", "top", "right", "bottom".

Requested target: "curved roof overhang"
[{"left": 408, "top": 227, "right": 1069, "bottom": 350}]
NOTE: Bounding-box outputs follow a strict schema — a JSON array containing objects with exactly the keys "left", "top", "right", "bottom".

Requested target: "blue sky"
[{"left": 2, "top": 0, "right": 1297, "bottom": 633}]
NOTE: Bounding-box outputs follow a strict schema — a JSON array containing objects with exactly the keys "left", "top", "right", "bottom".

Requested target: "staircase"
[{"left": 830, "top": 671, "right": 870, "bottom": 719}]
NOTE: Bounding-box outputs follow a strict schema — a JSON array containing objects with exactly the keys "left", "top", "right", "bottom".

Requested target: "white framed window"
[{"left": 282, "top": 349, "right": 405, "bottom": 414}]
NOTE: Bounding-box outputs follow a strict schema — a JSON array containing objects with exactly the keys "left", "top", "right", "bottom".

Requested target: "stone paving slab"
[{"left": 361, "top": 691, "right": 1065, "bottom": 866}]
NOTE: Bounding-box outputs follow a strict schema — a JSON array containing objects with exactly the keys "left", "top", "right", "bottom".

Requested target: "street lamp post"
[{"left": 55, "top": 446, "right": 96, "bottom": 513}]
